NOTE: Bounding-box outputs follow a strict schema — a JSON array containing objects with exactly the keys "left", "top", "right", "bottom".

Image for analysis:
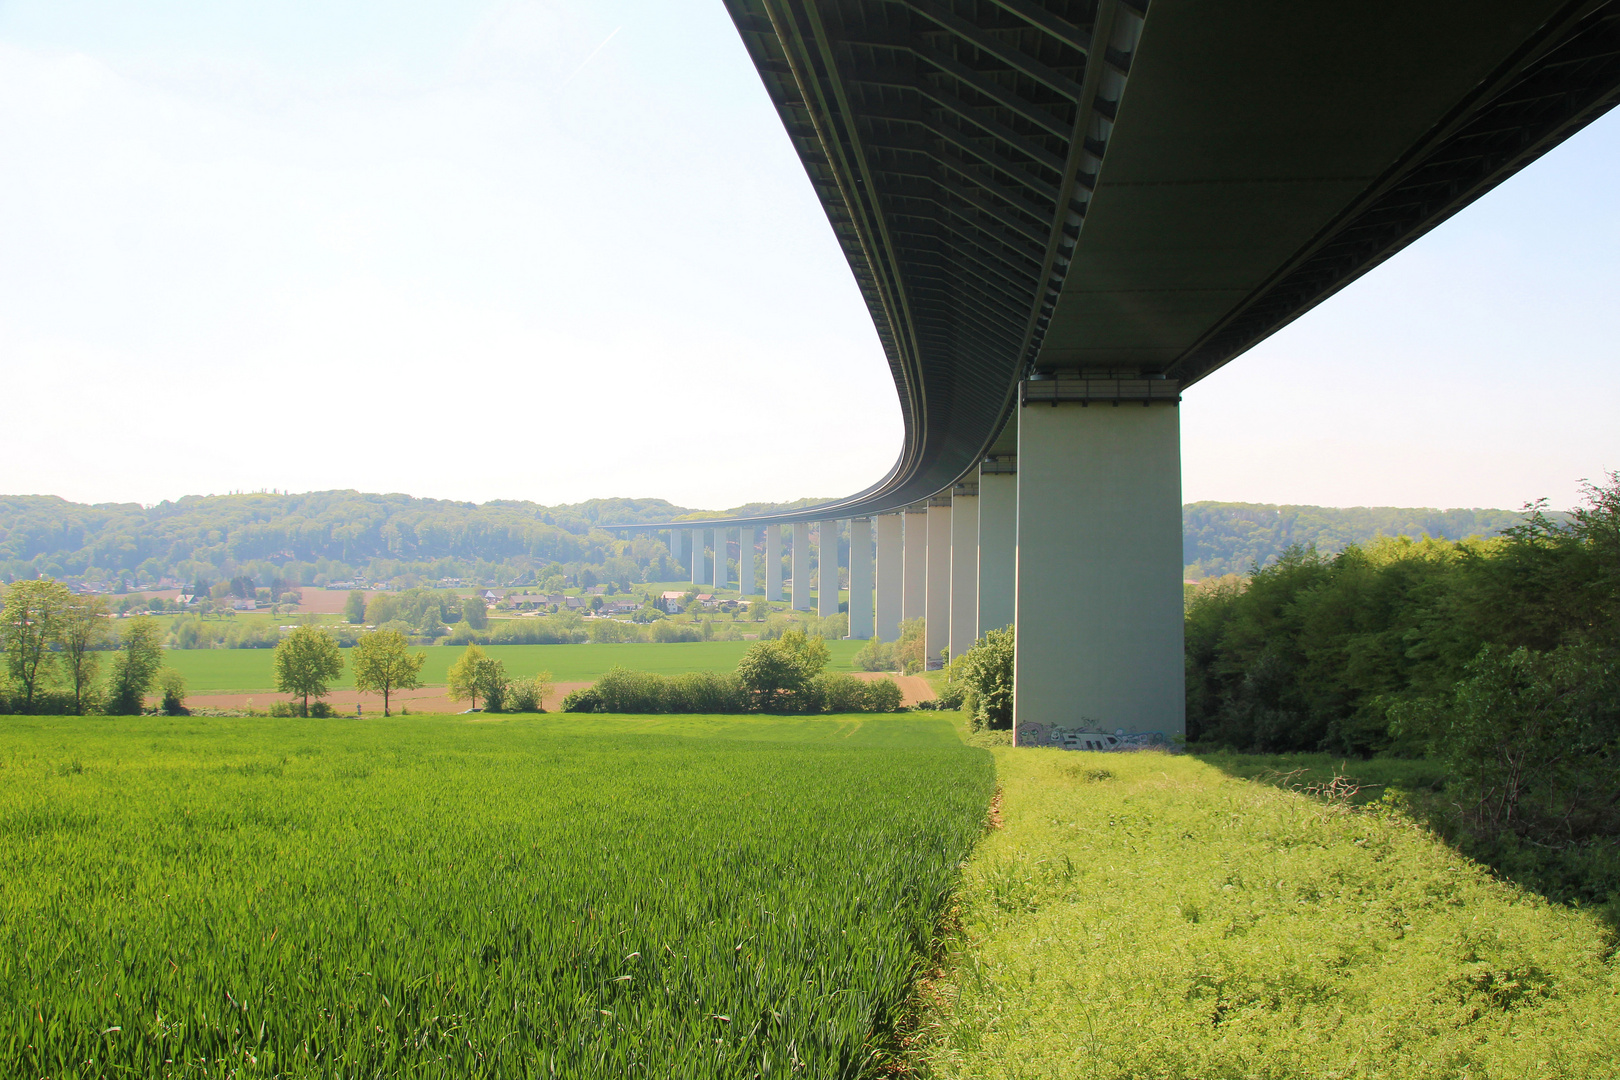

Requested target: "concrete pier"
[
  {"left": 848, "top": 517, "right": 873, "bottom": 639},
  {"left": 949, "top": 483, "right": 979, "bottom": 660},
  {"left": 874, "top": 513, "right": 903, "bottom": 641},
  {"left": 766, "top": 524, "right": 782, "bottom": 601},
  {"left": 925, "top": 497, "right": 952, "bottom": 668},
  {"left": 1014, "top": 387, "right": 1185, "bottom": 738},
  {"left": 792, "top": 522, "right": 811, "bottom": 611},
  {"left": 978, "top": 457, "right": 1017, "bottom": 636},
  {"left": 903, "top": 505, "right": 928, "bottom": 624},
  {"left": 818, "top": 520, "right": 840, "bottom": 620}
]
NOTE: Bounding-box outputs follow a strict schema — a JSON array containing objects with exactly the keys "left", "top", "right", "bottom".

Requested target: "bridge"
[{"left": 626, "top": 0, "right": 1620, "bottom": 741}]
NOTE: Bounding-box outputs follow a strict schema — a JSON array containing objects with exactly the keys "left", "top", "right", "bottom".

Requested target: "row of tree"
[{"left": 0, "top": 581, "right": 171, "bottom": 714}]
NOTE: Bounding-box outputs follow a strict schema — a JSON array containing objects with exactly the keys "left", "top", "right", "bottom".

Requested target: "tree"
[
  {"left": 475, "top": 657, "right": 511, "bottom": 712},
  {"left": 2, "top": 578, "right": 71, "bottom": 712},
  {"left": 157, "top": 669, "right": 188, "bottom": 715},
  {"left": 735, "top": 628, "right": 830, "bottom": 711},
  {"left": 344, "top": 590, "right": 367, "bottom": 624},
  {"left": 106, "top": 616, "right": 164, "bottom": 714},
  {"left": 274, "top": 625, "right": 345, "bottom": 716},
  {"left": 352, "top": 629, "right": 426, "bottom": 716},
  {"left": 448, "top": 643, "right": 489, "bottom": 709},
  {"left": 59, "top": 594, "right": 110, "bottom": 714},
  {"left": 461, "top": 596, "right": 489, "bottom": 630}
]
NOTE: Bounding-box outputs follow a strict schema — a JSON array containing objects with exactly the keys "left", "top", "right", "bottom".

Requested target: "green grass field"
[
  {"left": 920, "top": 749, "right": 1620, "bottom": 1078},
  {"left": 163, "top": 639, "right": 871, "bottom": 694},
  {"left": 0, "top": 713, "right": 991, "bottom": 1077}
]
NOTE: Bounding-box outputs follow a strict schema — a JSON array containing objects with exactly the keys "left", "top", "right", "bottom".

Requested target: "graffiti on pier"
[{"left": 1015, "top": 723, "right": 1172, "bottom": 751}]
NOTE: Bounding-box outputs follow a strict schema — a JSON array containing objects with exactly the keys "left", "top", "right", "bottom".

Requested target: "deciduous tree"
[
  {"left": 2, "top": 578, "right": 71, "bottom": 712},
  {"left": 59, "top": 594, "right": 110, "bottom": 714},
  {"left": 106, "top": 616, "right": 164, "bottom": 714},
  {"left": 344, "top": 590, "right": 367, "bottom": 624},
  {"left": 352, "top": 629, "right": 426, "bottom": 716},
  {"left": 274, "top": 625, "right": 345, "bottom": 717}
]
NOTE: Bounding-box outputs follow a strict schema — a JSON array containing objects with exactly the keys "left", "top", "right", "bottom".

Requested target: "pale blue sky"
[{"left": 3, "top": 1, "right": 1615, "bottom": 512}]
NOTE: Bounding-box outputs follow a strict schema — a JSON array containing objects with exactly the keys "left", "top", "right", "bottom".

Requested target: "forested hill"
[
  {"left": 1, "top": 490, "right": 1528, "bottom": 587},
  {"left": 0, "top": 491, "right": 835, "bottom": 588},
  {"left": 1183, "top": 502, "right": 1528, "bottom": 578}
]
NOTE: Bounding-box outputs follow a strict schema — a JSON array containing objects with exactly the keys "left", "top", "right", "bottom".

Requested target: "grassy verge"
[
  {"left": 919, "top": 749, "right": 1620, "bottom": 1079},
  {"left": 1, "top": 713, "right": 990, "bottom": 1076}
]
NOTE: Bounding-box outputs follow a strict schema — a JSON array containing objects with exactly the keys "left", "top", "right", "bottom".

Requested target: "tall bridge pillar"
[
  {"left": 713, "top": 528, "right": 728, "bottom": 592},
  {"left": 978, "top": 457, "right": 1016, "bottom": 636},
  {"left": 791, "top": 523, "right": 811, "bottom": 611},
  {"left": 848, "top": 518, "right": 873, "bottom": 639},
  {"left": 949, "top": 482, "right": 979, "bottom": 661},
  {"left": 690, "top": 528, "right": 703, "bottom": 586},
  {"left": 902, "top": 505, "right": 927, "bottom": 624},
  {"left": 817, "top": 520, "right": 840, "bottom": 619},
  {"left": 1013, "top": 380, "right": 1184, "bottom": 741},
  {"left": 874, "top": 513, "right": 903, "bottom": 642},
  {"left": 925, "top": 496, "right": 952, "bottom": 668},
  {"left": 765, "top": 524, "right": 782, "bottom": 601}
]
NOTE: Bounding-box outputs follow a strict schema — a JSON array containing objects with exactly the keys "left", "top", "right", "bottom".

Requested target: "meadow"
[
  {"left": 920, "top": 749, "right": 1620, "bottom": 1079},
  {"left": 0, "top": 712, "right": 992, "bottom": 1078},
  {"left": 162, "top": 639, "right": 871, "bottom": 694}
]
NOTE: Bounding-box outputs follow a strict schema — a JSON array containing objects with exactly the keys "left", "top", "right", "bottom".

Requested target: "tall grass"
[
  {"left": 923, "top": 749, "right": 1620, "bottom": 1079},
  {"left": 0, "top": 714, "right": 993, "bottom": 1078}
]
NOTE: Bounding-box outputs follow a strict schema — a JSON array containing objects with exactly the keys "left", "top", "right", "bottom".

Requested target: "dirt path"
[{"left": 189, "top": 673, "right": 933, "bottom": 715}]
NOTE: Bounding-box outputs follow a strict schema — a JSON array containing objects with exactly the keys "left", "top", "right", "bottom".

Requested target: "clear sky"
[{"left": 3, "top": 1, "right": 1616, "bottom": 513}]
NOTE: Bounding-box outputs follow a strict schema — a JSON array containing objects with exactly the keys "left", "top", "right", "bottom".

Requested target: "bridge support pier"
[
  {"left": 791, "top": 523, "right": 811, "bottom": 611},
  {"left": 874, "top": 513, "right": 902, "bottom": 641},
  {"left": 818, "top": 520, "right": 840, "bottom": 619},
  {"left": 902, "top": 505, "right": 927, "bottom": 624},
  {"left": 690, "top": 528, "right": 703, "bottom": 586},
  {"left": 949, "top": 483, "right": 979, "bottom": 660},
  {"left": 766, "top": 524, "right": 782, "bottom": 601},
  {"left": 925, "top": 497, "right": 952, "bottom": 668},
  {"left": 978, "top": 458, "right": 1017, "bottom": 636},
  {"left": 1013, "top": 386, "right": 1184, "bottom": 741},
  {"left": 848, "top": 518, "right": 873, "bottom": 639},
  {"left": 713, "top": 528, "right": 728, "bottom": 592}
]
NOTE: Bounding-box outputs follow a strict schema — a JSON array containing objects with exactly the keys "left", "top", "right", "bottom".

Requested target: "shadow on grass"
[{"left": 1191, "top": 750, "right": 1620, "bottom": 944}]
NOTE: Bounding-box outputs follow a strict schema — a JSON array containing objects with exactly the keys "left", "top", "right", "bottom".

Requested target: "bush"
[
  {"left": 268, "top": 700, "right": 297, "bottom": 717},
  {"left": 561, "top": 686, "right": 603, "bottom": 713},
  {"left": 505, "top": 673, "right": 553, "bottom": 713},
  {"left": 861, "top": 678, "right": 904, "bottom": 713},
  {"left": 853, "top": 638, "right": 896, "bottom": 671},
  {"left": 958, "top": 627, "right": 1014, "bottom": 730},
  {"left": 157, "top": 668, "right": 189, "bottom": 717},
  {"left": 308, "top": 701, "right": 335, "bottom": 718},
  {"left": 651, "top": 620, "right": 702, "bottom": 643},
  {"left": 810, "top": 673, "right": 868, "bottom": 714},
  {"left": 589, "top": 619, "right": 649, "bottom": 644}
]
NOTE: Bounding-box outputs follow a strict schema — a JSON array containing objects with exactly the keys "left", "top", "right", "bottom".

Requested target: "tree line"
[{"left": 1187, "top": 473, "right": 1619, "bottom": 903}]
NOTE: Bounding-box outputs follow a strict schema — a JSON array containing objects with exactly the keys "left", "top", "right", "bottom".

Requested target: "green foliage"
[
  {"left": 923, "top": 749, "right": 1620, "bottom": 1079},
  {"left": 2, "top": 577, "right": 73, "bottom": 711},
  {"left": 503, "top": 672, "right": 553, "bottom": 713},
  {"left": 350, "top": 629, "right": 426, "bottom": 716},
  {"left": 1187, "top": 475, "right": 1620, "bottom": 755},
  {"left": 105, "top": 616, "right": 164, "bottom": 715},
  {"left": 156, "top": 668, "right": 188, "bottom": 716},
  {"left": 958, "top": 626, "right": 1015, "bottom": 730},
  {"left": 1184, "top": 500, "right": 1531, "bottom": 579},
  {"left": 273, "top": 626, "right": 345, "bottom": 716},
  {"left": 0, "top": 713, "right": 989, "bottom": 1076},
  {"left": 460, "top": 595, "right": 488, "bottom": 630},
  {"left": 446, "top": 644, "right": 488, "bottom": 709},
  {"left": 852, "top": 637, "right": 895, "bottom": 671},
  {"left": 893, "top": 617, "right": 926, "bottom": 675},
  {"left": 343, "top": 589, "right": 367, "bottom": 624}
]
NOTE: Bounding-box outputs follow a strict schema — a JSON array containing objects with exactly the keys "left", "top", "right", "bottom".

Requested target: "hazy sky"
[{"left": 3, "top": 1, "right": 1616, "bottom": 512}]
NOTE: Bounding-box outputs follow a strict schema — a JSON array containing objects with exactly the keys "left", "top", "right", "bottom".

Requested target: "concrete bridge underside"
[{"left": 626, "top": 0, "right": 1620, "bottom": 741}]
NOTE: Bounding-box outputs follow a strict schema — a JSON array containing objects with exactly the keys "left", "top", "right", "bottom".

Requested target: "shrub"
[
  {"left": 504, "top": 673, "right": 553, "bottom": 713},
  {"left": 861, "top": 678, "right": 904, "bottom": 713},
  {"left": 157, "top": 668, "right": 189, "bottom": 717},
  {"left": 958, "top": 626, "right": 1014, "bottom": 730},
  {"left": 589, "top": 619, "right": 648, "bottom": 644},
  {"left": 268, "top": 700, "right": 297, "bottom": 717},
  {"left": 853, "top": 638, "right": 896, "bottom": 671},
  {"left": 811, "top": 673, "right": 868, "bottom": 714},
  {"left": 651, "top": 620, "right": 702, "bottom": 643},
  {"left": 562, "top": 686, "right": 603, "bottom": 713}
]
